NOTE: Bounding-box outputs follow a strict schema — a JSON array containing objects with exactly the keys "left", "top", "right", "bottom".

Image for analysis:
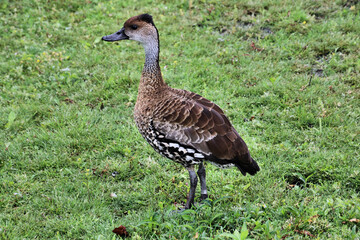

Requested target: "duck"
[{"left": 102, "top": 14, "right": 260, "bottom": 209}]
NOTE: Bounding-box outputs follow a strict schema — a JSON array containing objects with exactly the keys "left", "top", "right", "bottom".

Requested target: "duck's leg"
[
  {"left": 197, "top": 162, "right": 208, "bottom": 201},
  {"left": 185, "top": 166, "right": 198, "bottom": 209}
]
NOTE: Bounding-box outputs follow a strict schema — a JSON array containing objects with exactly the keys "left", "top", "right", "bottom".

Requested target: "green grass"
[{"left": 1, "top": 0, "right": 359, "bottom": 239}]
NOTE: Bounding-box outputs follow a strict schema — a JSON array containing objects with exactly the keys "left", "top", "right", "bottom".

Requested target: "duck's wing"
[{"left": 152, "top": 89, "right": 259, "bottom": 175}]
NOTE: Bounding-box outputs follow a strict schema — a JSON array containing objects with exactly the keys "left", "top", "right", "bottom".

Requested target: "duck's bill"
[{"left": 102, "top": 28, "right": 129, "bottom": 41}]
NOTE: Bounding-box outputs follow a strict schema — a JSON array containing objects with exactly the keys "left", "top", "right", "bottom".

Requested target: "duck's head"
[{"left": 102, "top": 14, "right": 158, "bottom": 45}]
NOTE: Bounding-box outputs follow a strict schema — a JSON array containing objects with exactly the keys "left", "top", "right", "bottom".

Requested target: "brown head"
[
  {"left": 102, "top": 14, "right": 158, "bottom": 46},
  {"left": 102, "top": 14, "right": 163, "bottom": 87}
]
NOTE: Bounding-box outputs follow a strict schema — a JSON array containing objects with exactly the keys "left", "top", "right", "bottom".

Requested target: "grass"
[{"left": 0, "top": 0, "right": 359, "bottom": 239}]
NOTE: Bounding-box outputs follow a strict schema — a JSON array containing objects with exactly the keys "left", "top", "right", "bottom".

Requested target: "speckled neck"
[
  {"left": 139, "top": 27, "right": 166, "bottom": 92},
  {"left": 143, "top": 35, "right": 159, "bottom": 69}
]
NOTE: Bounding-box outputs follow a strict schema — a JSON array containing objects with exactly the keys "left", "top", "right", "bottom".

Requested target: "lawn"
[{"left": 0, "top": 0, "right": 359, "bottom": 239}]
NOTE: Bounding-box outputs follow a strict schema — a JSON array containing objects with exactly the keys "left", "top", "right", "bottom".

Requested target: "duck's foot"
[
  {"left": 200, "top": 194, "right": 208, "bottom": 201},
  {"left": 169, "top": 201, "right": 204, "bottom": 214}
]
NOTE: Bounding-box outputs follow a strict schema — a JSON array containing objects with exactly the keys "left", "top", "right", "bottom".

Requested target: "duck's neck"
[
  {"left": 139, "top": 31, "right": 166, "bottom": 93},
  {"left": 143, "top": 38, "right": 159, "bottom": 68}
]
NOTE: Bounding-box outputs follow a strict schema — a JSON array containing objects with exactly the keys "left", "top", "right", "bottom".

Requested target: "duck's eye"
[{"left": 130, "top": 25, "right": 138, "bottom": 30}]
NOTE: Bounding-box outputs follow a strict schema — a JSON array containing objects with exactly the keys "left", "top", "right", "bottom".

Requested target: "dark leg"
[
  {"left": 197, "top": 162, "right": 208, "bottom": 201},
  {"left": 185, "top": 166, "right": 198, "bottom": 209}
]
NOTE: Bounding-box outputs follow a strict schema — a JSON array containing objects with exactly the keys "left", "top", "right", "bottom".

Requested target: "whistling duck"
[{"left": 102, "top": 14, "right": 259, "bottom": 209}]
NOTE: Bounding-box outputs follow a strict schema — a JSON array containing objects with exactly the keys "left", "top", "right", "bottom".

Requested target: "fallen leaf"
[
  {"left": 299, "top": 85, "right": 307, "bottom": 91},
  {"left": 86, "top": 103, "right": 95, "bottom": 108},
  {"left": 193, "top": 232, "right": 199, "bottom": 239},
  {"left": 250, "top": 42, "right": 264, "bottom": 52},
  {"left": 294, "top": 229, "right": 315, "bottom": 238},
  {"left": 320, "top": 108, "right": 327, "bottom": 118},
  {"left": 207, "top": 6, "right": 215, "bottom": 13},
  {"left": 281, "top": 234, "right": 290, "bottom": 240},
  {"left": 349, "top": 218, "right": 359, "bottom": 223},
  {"left": 113, "top": 225, "right": 129, "bottom": 237},
  {"left": 63, "top": 98, "right": 75, "bottom": 104},
  {"left": 308, "top": 214, "right": 319, "bottom": 223}
]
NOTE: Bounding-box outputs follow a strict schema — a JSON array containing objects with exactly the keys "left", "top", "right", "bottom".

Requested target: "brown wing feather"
[{"left": 152, "top": 89, "right": 259, "bottom": 175}]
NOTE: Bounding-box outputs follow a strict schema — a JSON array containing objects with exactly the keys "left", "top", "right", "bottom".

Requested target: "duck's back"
[{"left": 134, "top": 87, "right": 260, "bottom": 175}]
